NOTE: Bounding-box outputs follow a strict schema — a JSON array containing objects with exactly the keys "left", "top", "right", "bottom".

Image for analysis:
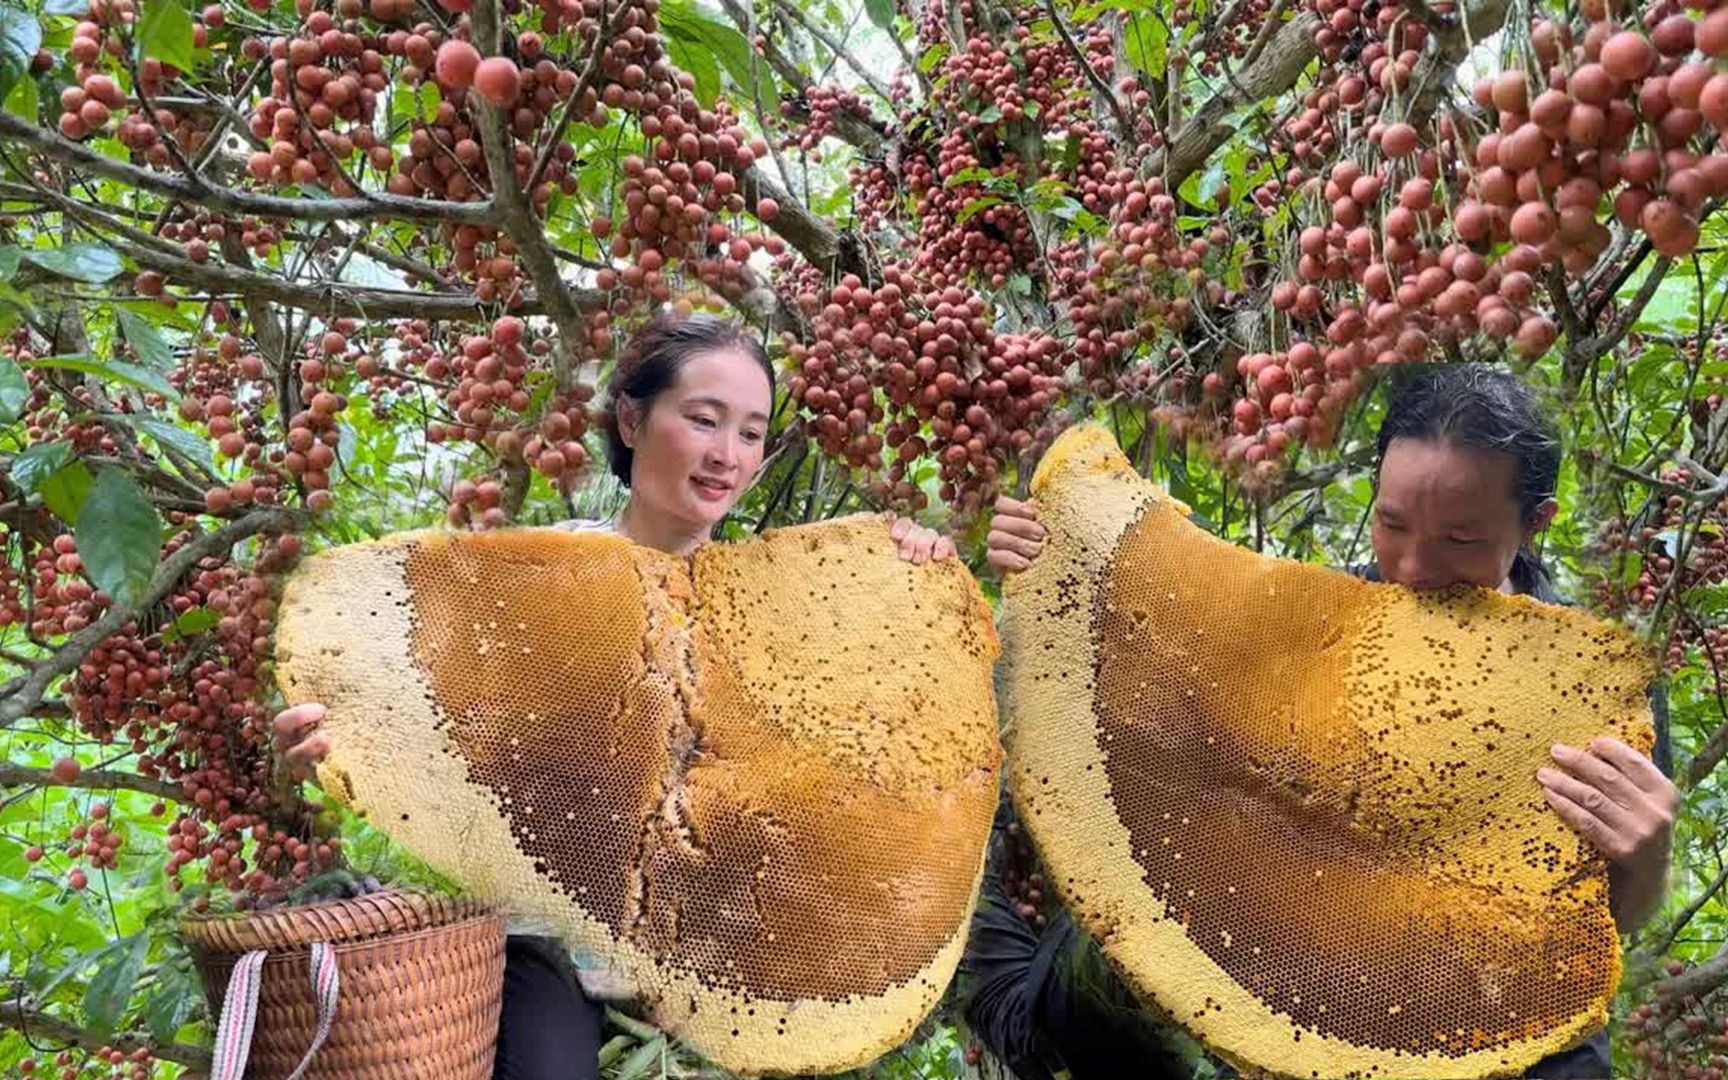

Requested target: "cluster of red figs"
[
  {"left": 1625, "top": 958, "right": 1728, "bottom": 1080},
  {"left": 15, "top": 1046, "right": 157, "bottom": 1080},
  {"left": 779, "top": 82, "right": 874, "bottom": 157}
]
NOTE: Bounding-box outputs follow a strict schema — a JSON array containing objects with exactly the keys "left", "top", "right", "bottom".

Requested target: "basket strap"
[
  {"left": 282, "top": 942, "right": 340, "bottom": 1080},
  {"left": 209, "top": 942, "right": 341, "bottom": 1080},
  {"left": 210, "top": 950, "right": 266, "bottom": 1080}
]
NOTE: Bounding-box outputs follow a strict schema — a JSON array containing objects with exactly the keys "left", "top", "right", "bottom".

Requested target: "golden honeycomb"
[
  {"left": 273, "top": 517, "right": 1002, "bottom": 1075},
  {"left": 997, "top": 424, "right": 1656, "bottom": 1079}
]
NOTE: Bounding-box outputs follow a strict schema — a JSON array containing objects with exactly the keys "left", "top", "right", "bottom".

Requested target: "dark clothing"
[
  {"left": 493, "top": 936, "right": 603, "bottom": 1080},
  {"left": 961, "top": 557, "right": 1665, "bottom": 1080}
]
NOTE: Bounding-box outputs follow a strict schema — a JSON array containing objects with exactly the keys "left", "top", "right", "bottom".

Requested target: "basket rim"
[
  {"left": 188, "top": 910, "right": 507, "bottom": 965},
  {"left": 179, "top": 890, "right": 496, "bottom": 952}
]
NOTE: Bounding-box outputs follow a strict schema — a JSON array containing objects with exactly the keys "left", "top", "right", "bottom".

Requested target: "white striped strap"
[{"left": 209, "top": 942, "right": 341, "bottom": 1080}]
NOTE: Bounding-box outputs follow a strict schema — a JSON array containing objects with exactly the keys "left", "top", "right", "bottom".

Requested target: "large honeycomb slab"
[
  {"left": 274, "top": 517, "right": 1001, "bottom": 1075},
  {"left": 998, "top": 424, "right": 1655, "bottom": 1079}
]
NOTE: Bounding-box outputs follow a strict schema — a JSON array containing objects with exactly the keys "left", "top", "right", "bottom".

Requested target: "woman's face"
[
  {"left": 1372, "top": 437, "right": 1546, "bottom": 592},
  {"left": 621, "top": 347, "right": 773, "bottom": 532}
]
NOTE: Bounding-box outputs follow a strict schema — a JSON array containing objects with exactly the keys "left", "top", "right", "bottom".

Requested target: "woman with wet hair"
[
  {"left": 971, "top": 363, "right": 1677, "bottom": 1078},
  {"left": 273, "top": 312, "right": 955, "bottom": 1080}
]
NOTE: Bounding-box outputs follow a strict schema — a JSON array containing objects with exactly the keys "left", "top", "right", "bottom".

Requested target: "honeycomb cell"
[
  {"left": 998, "top": 424, "right": 1656, "bottom": 1080},
  {"left": 273, "top": 518, "right": 1001, "bottom": 1076}
]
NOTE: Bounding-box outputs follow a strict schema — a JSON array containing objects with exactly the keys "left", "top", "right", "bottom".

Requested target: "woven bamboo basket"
[{"left": 182, "top": 891, "right": 507, "bottom": 1080}]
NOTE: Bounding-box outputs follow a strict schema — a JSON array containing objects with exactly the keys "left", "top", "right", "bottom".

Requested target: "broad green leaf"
[
  {"left": 162, "top": 604, "right": 218, "bottom": 642},
  {"left": 864, "top": 0, "right": 895, "bottom": 32},
  {"left": 117, "top": 306, "right": 173, "bottom": 368},
  {"left": 9, "top": 440, "right": 72, "bottom": 493},
  {"left": 917, "top": 42, "right": 948, "bottom": 73},
  {"left": 0, "top": 6, "right": 41, "bottom": 97},
  {"left": 943, "top": 166, "right": 996, "bottom": 188},
  {"left": 664, "top": 33, "right": 718, "bottom": 107},
  {"left": 128, "top": 417, "right": 213, "bottom": 468},
  {"left": 0, "top": 244, "right": 19, "bottom": 279},
  {"left": 1123, "top": 11, "right": 1165, "bottom": 81},
  {"left": 0, "top": 355, "right": 26, "bottom": 423},
  {"left": 4, "top": 64, "right": 36, "bottom": 120},
  {"left": 37, "top": 458, "right": 92, "bottom": 523},
  {"left": 75, "top": 468, "right": 163, "bottom": 607},
  {"left": 956, "top": 195, "right": 1002, "bottom": 226},
  {"left": 82, "top": 931, "right": 148, "bottom": 1037},
  {"left": 142, "top": 962, "right": 201, "bottom": 1042},
  {"left": 614, "top": 1036, "right": 666, "bottom": 1080},
  {"left": 137, "top": 0, "right": 194, "bottom": 72},
  {"left": 24, "top": 354, "right": 178, "bottom": 400},
  {"left": 659, "top": 0, "right": 773, "bottom": 106},
  {"left": 416, "top": 80, "right": 439, "bottom": 123},
  {"left": 23, "top": 242, "right": 123, "bottom": 283}
]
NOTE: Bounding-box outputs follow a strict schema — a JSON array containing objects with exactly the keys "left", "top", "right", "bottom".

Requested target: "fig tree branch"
[
  {"left": 0, "top": 110, "right": 494, "bottom": 228},
  {"left": 0, "top": 761, "right": 182, "bottom": 802},
  {"left": 1687, "top": 716, "right": 1728, "bottom": 790},
  {"left": 0, "top": 509, "right": 300, "bottom": 730},
  {"left": 1042, "top": 0, "right": 1133, "bottom": 143},
  {"left": 471, "top": 0, "right": 593, "bottom": 388},
  {"left": 1646, "top": 857, "right": 1728, "bottom": 958},
  {"left": 770, "top": 0, "right": 894, "bottom": 102},
  {"left": 0, "top": 995, "right": 213, "bottom": 1070}
]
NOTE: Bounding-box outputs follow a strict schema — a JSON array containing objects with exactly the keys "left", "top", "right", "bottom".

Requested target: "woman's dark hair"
[
  {"left": 600, "top": 313, "right": 775, "bottom": 487},
  {"left": 1374, "top": 364, "right": 1562, "bottom": 598}
]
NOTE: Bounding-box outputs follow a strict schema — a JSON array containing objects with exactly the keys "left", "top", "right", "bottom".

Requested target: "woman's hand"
[
  {"left": 1537, "top": 737, "right": 1678, "bottom": 932},
  {"left": 986, "top": 497, "right": 1047, "bottom": 575},
  {"left": 273, "top": 702, "right": 332, "bottom": 781},
  {"left": 888, "top": 516, "right": 957, "bottom": 564}
]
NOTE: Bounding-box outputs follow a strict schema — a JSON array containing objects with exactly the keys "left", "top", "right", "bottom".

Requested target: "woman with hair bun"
[{"left": 273, "top": 312, "right": 955, "bottom": 1080}]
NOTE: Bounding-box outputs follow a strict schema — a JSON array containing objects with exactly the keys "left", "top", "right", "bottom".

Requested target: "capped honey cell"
[
  {"left": 998, "top": 424, "right": 1656, "bottom": 1080},
  {"left": 274, "top": 517, "right": 1002, "bottom": 1076}
]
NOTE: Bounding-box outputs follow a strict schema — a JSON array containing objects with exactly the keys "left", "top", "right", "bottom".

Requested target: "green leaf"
[
  {"left": 416, "top": 80, "right": 439, "bottom": 123},
  {"left": 0, "top": 245, "right": 19, "bottom": 279},
  {"left": 4, "top": 64, "right": 36, "bottom": 120},
  {"left": 9, "top": 441, "right": 72, "bottom": 494},
  {"left": 162, "top": 604, "right": 218, "bottom": 642},
  {"left": 917, "top": 41, "right": 948, "bottom": 73},
  {"left": 75, "top": 468, "right": 163, "bottom": 607},
  {"left": 614, "top": 1036, "right": 666, "bottom": 1080},
  {"left": 664, "top": 32, "right": 719, "bottom": 107},
  {"left": 117, "top": 306, "right": 173, "bottom": 368},
  {"left": 23, "top": 354, "right": 178, "bottom": 400},
  {"left": 956, "top": 195, "right": 1002, "bottom": 226},
  {"left": 0, "top": 355, "right": 26, "bottom": 423},
  {"left": 37, "top": 458, "right": 92, "bottom": 524},
  {"left": 22, "top": 242, "right": 123, "bottom": 283},
  {"left": 137, "top": 0, "right": 194, "bottom": 72},
  {"left": 659, "top": 0, "right": 773, "bottom": 106},
  {"left": 943, "top": 165, "right": 996, "bottom": 188},
  {"left": 142, "top": 963, "right": 201, "bottom": 1043},
  {"left": 1123, "top": 11, "right": 1165, "bottom": 81},
  {"left": 128, "top": 417, "right": 212, "bottom": 467},
  {"left": 0, "top": 6, "right": 42, "bottom": 98},
  {"left": 864, "top": 0, "right": 895, "bottom": 32},
  {"left": 82, "top": 931, "right": 148, "bottom": 1038}
]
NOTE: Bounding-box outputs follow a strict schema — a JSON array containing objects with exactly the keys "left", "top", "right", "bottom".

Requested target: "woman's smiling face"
[
  {"left": 1371, "top": 437, "right": 1545, "bottom": 591},
  {"left": 620, "top": 346, "right": 774, "bottom": 531}
]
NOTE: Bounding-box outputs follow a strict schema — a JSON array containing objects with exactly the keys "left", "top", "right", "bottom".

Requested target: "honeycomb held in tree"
[
  {"left": 273, "top": 516, "right": 1002, "bottom": 1076},
  {"left": 999, "top": 424, "right": 1655, "bottom": 1079}
]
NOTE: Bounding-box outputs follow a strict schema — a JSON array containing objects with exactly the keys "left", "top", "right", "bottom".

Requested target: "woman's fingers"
[
  {"left": 934, "top": 536, "right": 958, "bottom": 561},
  {"left": 1587, "top": 737, "right": 1680, "bottom": 806},
  {"left": 987, "top": 548, "right": 1033, "bottom": 574},
  {"left": 995, "top": 496, "right": 1039, "bottom": 521},
  {"left": 987, "top": 527, "right": 1044, "bottom": 561},
  {"left": 272, "top": 703, "right": 325, "bottom": 750}
]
